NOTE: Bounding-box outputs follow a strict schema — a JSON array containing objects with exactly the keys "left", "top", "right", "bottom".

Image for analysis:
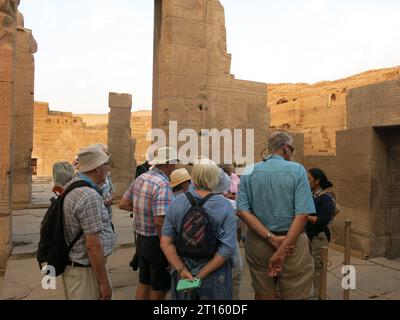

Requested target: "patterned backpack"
[{"left": 175, "top": 192, "right": 219, "bottom": 260}]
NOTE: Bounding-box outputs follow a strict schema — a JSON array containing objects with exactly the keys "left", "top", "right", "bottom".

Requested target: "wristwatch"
[{"left": 266, "top": 231, "right": 272, "bottom": 241}]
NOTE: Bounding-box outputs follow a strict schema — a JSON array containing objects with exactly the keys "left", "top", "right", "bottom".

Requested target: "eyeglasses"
[
  {"left": 280, "top": 143, "right": 294, "bottom": 153},
  {"left": 286, "top": 144, "right": 295, "bottom": 153}
]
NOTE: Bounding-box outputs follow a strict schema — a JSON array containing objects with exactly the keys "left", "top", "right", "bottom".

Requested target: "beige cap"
[
  {"left": 149, "top": 147, "right": 178, "bottom": 166},
  {"left": 77, "top": 145, "right": 110, "bottom": 173},
  {"left": 170, "top": 168, "right": 191, "bottom": 188}
]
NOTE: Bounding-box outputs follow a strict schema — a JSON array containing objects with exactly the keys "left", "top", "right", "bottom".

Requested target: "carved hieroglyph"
[
  {"left": 12, "top": 10, "right": 37, "bottom": 207},
  {"left": 152, "top": 0, "right": 268, "bottom": 163},
  {"left": 0, "top": 0, "right": 18, "bottom": 268}
]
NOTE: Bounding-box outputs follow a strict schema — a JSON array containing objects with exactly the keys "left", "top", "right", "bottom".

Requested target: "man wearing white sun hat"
[
  {"left": 122, "top": 147, "right": 178, "bottom": 300},
  {"left": 62, "top": 144, "right": 115, "bottom": 300}
]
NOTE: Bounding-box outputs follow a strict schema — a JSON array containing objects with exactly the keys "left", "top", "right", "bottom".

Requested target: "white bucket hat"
[
  {"left": 77, "top": 145, "right": 110, "bottom": 173},
  {"left": 149, "top": 147, "right": 178, "bottom": 166}
]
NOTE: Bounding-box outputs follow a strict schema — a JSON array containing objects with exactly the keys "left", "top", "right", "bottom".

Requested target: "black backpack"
[
  {"left": 37, "top": 180, "right": 92, "bottom": 276},
  {"left": 175, "top": 192, "right": 218, "bottom": 260}
]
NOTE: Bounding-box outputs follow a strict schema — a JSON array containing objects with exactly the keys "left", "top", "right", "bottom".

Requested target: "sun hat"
[
  {"left": 170, "top": 168, "right": 191, "bottom": 188},
  {"left": 77, "top": 145, "right": 110, "bottom": 173},
  {"left": 148, "top": 147, "right": 178, "bottom": 166},
  {"left": 146, "top": 144, "right": 158, "bottom": 162}
]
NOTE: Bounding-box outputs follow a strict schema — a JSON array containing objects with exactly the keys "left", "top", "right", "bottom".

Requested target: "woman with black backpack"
[
  {"left": 160, "top": 158, "right": 236, "bottom": 300},
  {"left": 306, "top": 168, "right": 336, "bottom": 298}
]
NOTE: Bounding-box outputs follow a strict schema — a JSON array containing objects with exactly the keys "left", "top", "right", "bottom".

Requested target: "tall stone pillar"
[
  {"left": 0, "top": 0, "right": 18, "bottom": 269},
  {"left": 152, "top": 0, "right": 268, "bottom": 165},
  {"left": 108, "top": 92, "right": 136, "bottom": 199},
  {"left": 12, "top": 10, "right": 37, "bottom": 207}
]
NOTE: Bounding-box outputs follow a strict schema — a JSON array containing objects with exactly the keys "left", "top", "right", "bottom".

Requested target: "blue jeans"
[{"left": 171, "top": 262, "right": 232, "bottom": 300}]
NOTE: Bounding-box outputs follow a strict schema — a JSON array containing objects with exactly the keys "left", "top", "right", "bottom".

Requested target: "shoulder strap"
[
  {"left": 62, "top": 180, "right": 92, "bottom": 252},
  {"left": 185, "top": 192, "right": 197, "bottom": 206},
  {"left": 68, "top": 230, "right": 84, "bottom": 253},
  {"left": 61, "top": 180, "right": 92, "bottom": 199},
  {"left": 184, "top": 192, "right": 216, "bottom": 207},
  {"left": 198, "top": 193, "right": 216, "bottom": 207}
]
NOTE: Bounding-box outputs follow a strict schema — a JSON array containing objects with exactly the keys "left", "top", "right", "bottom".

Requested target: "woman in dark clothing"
[{"left": 306, "top": 168, "right": 336, "bottom": 298}]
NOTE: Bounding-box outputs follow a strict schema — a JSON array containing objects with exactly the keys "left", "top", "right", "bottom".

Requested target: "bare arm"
[
  {"left": 160, "top": 236, "right": 227, "bottom": 281},
  {"left": 268, "top": 214, "right": 308, "bottom": 277},
  {"left": 154, "top": 216, "right": 165, "bottom": 238},
  {"left": 86, "top": 233, "right": 112, "bottom": 300},
  {"left": 160, "top": 235, "right": 194, "bottom": 280},
  {"left": 197, "top": 255, "right": 227, "bottom": 280},
  {"left": 118, "top": 197, "right": 132, "bottom": 212}
]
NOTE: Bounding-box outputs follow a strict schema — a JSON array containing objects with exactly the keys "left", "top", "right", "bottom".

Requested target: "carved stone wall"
[
  {"left": 12, "top": 10, "right": 37, "bottom": 207},
  {"left": 0, "top": 0, "right": 18, "bottom": 269},
  {"left": 152, "top": 0, "right": 268, "bottom": 164}
]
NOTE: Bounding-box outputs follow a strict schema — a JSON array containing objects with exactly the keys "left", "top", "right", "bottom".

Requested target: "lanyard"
[{"left": 77, "top": 173, "right": 103, "bottom": 196}]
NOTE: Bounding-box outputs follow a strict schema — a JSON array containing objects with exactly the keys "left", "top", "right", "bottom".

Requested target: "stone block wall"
[
  {"left": 347, "top": 79, "right": 400, "bottom": 129},
  {"left": 108, "top": 93, "right": 136, "bottom": 198},
  {"left": 271, "top": 94, "right": 345, "bottom": 155},
  {"left": 304, "top": 79, "right": 400, "bottom": 259},
  {"left": 32, "top": 102, "right": 108, "bottom": 176},
  {"left": 0, "top": 0, "right": 18, "bottom": 269},
  {"left": 152, "top": 0, "right": 268, "bottom": 165},
  {"left": 269, "top": 67, "right": 400, "bottom": 156}
]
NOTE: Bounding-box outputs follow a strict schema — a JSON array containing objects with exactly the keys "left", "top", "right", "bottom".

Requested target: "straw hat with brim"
[
  {"left": 78, "top": 145, "right": 110, "bottom": 173},
  {"left": 149, "top": 147, "right": 178, "bottom": 166},
  {"left": 170, "top": 168, "right": 191, "bottom": 188}
]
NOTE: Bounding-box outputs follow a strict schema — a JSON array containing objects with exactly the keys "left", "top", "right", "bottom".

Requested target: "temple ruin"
[
  {"left": 269, "top": 67, "right": 400, "bottom": 155},
  {"left": 305, "top": 79, "right": 400, "bottom": 258},
  {"left": 1, "top": 0, "right": 400, "bottom": 273},
  {"left": 152, "top": 0, "right": 268, "bottom": 163},
  {"left": 32, "top": 102, "right": 151, "bottom": 177}
]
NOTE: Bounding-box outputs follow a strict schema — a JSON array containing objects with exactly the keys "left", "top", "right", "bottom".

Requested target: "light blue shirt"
[
  {"left": 237, "top": 155, "right": 315, "bottom": 232},
  {"left": 162, "top": 189, "right": 237, "bottom": 274}
]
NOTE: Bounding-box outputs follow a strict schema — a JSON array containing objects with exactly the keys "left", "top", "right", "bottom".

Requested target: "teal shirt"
[{"left": 236, "top": 155, "right": 315, "bottom": 232}]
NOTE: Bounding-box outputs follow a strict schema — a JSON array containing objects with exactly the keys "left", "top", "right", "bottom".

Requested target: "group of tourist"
[{"left": 56, "top": 131, "right": 337, "bottom": 300}]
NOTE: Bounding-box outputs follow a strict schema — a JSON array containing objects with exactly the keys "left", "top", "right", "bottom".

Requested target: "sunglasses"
[{"left": 280, "top": 143, "right": 294, "bottom": 153}]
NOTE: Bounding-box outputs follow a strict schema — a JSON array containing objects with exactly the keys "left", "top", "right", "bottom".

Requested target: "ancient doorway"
[{"left": 375, "top": 126, "right": 400, "bottom": 258}]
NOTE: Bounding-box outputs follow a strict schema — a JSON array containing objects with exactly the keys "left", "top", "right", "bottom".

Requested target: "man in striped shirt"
[{"left": 121, "top": 147, "right": 177, "bottom": 300}]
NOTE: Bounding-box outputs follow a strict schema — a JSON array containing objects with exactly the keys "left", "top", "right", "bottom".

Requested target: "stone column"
[
  {"left": 0, "top": 0, "right": 18, "bottom": 269},
  {"left": 12, "top": 10, "right": 37, "bottom": 207},
  {"left": 152, "top": 0, "right": 268, "bottom": 165},
  {"left": 108, "top": 92, "right": 136, "bottom": 199}
]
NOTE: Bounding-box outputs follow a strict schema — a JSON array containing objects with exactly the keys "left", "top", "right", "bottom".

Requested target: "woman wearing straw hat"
[{"left": 170, "top": 168, "right": 192, "bottom": 196}]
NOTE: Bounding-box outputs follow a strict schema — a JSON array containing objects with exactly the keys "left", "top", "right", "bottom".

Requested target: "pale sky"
[{"left": 20, "top": 0, "right": 400, "bottom": 114}]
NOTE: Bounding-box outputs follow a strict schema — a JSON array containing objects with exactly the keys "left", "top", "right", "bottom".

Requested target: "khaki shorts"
[{"left": 245, "top": 228, "right": 314, "bottom": 300}]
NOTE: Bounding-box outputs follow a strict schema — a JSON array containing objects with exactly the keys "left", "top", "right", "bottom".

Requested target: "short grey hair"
[
  {"left": 268, "top": 131, "right": 294, "bottom": 152},
  {"left": 191, "top": 158, "right": 220, "bottom": 192}
]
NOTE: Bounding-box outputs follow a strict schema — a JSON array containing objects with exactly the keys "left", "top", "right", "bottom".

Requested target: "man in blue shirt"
[{"left": 237, "top": 131, "right": 316, "bottom": 300}]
